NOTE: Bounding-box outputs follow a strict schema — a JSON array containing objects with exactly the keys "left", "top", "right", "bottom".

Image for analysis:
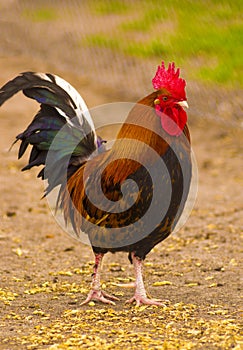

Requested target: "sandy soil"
[{"left": 0, "top": 53, "right": 242, "bottom": 349}]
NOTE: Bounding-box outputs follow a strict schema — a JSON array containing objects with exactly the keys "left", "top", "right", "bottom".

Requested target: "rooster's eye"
[{"left": 162, "top": 96, "right": 168, "bottom": 101}]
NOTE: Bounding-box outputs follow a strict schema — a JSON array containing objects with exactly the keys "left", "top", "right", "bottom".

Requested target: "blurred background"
[{"left": 1, "top": 0, "right": 242, "bottom": 126}]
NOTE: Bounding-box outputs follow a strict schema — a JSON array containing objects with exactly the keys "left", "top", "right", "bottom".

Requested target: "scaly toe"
[
  {"left": 102, "top": 290, "right": 120, "bottom": 301},
  {"left": 112, "top": 282, "right": 136, "bottom": 288},
  {"left": 125, "top": 295, "right": 165, "bottom": 307}
]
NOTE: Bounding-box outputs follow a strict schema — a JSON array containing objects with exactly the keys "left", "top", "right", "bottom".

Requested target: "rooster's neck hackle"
[{"left": 100, "top": 92, "right": 169, "bottom": 183}]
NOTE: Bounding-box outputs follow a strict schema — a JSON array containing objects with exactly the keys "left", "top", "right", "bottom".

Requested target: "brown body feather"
[{"left": 60, "top": 92, "right": 191, "bottom": 260}]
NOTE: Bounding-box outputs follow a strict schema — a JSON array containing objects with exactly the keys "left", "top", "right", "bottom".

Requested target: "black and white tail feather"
[{"left": 0, "top": 72, "right": 98, "bottom": 195}]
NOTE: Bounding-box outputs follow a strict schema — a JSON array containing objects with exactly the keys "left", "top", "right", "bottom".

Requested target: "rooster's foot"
[{"left": 81, "top": 289, "right": 119, "bottom": 305}]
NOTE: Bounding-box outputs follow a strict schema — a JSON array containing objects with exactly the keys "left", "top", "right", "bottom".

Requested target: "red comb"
[{"left": 152, "top": 61, "right": 186, "bottom": 99}]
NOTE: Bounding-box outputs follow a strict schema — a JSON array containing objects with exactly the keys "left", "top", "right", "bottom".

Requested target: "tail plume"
[{"left": 0, "top": 72, "right": 97, "bottom": 194}]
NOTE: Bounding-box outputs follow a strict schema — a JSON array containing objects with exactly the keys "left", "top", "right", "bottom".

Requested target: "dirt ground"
[{"left": 0, "top": 54, "right": 242, "bottom": 349}]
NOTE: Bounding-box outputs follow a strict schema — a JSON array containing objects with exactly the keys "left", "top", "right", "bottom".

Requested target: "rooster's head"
[{"left": 152, "top": 61, "right": 188, "bottom": 136}]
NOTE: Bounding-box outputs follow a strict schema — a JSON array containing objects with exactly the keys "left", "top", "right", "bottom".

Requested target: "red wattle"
[{"left": 155, "top": 105, "right": 187, "bottom": 136}]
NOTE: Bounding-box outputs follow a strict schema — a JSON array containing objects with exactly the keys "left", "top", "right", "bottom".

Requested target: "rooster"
[{"left": 0, "top": 62, "right": 191, "bottom": 306}]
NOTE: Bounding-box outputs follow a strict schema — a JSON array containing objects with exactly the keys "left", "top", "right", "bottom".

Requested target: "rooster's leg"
[
  {"left": 80, "top": 253, "right": 119, "bottom": 305},
  {"left": 125, "top": 252, "right": 164, "bottom": 306}
]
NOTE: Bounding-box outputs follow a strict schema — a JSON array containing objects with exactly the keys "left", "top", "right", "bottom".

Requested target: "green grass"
[
  {"left": 90, "top": 0, "right": 130, "bottom": 15},
  {"left": 86, "top": 0, "right": 243, "bottom": 87},
  {"left": 23, "top": 7, "right": 58, "bottom": 22}
]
